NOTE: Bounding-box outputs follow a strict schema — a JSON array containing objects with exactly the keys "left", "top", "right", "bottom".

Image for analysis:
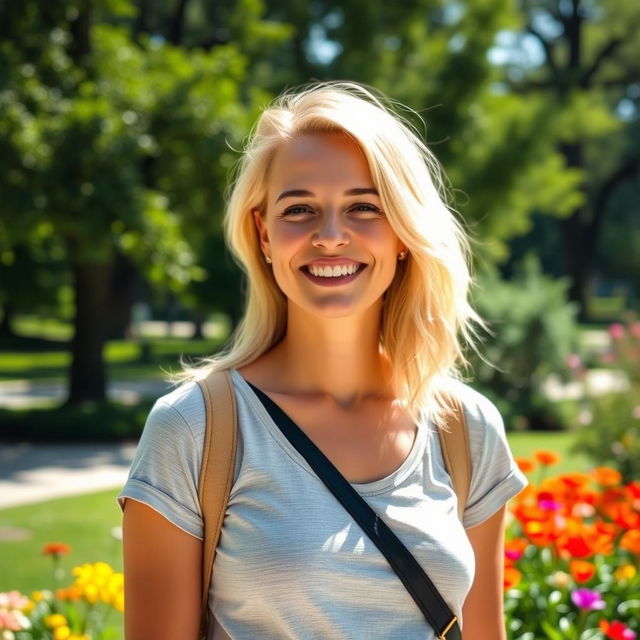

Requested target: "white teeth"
[{"left": 308, "top": 264, "right": 360, "bottom": 278}]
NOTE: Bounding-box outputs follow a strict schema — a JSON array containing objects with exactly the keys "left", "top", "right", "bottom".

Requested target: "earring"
[
  {"left": 265, "top": 255, "right": 272, "bottom": 264},
  {"left": 398, "top": 250, "right": 407, "bottom": 261}
]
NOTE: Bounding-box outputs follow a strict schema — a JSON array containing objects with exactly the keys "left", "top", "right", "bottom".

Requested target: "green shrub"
[
  {"left": 469, "top": 255, "right": 581, "bottom": 431},
  {"left": 571, "top": 319, "right": 640, "bottom": 482}
]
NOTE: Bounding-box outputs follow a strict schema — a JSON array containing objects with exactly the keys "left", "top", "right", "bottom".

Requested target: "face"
[{"left": 254, "top": 131, "right": 405, "bottom": 319}]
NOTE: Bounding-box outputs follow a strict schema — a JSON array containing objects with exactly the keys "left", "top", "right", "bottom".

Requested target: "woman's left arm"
[{"left": 461, "top": 504, "right": 508, "bottom": 640}]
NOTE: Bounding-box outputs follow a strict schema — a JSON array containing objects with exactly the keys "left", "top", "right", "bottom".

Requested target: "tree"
[
  {"left": 0, "top": 0, "right": 273, "bottom": 404},
  {"left": 500, "top": 0, "right": 640, "bottom": 316}
]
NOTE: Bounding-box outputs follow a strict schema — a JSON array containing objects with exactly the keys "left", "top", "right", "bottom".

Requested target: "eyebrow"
[{"left": 274, "top": 187, "right": 379, "bottom": 203}]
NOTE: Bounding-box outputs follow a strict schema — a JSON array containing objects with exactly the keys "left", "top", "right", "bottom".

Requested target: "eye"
[
  {"left": 349, "top": 203, "right": 384, "bottom": 215},
  {"left": 281, "top": 204, "right": 314, "bottom": 217}
]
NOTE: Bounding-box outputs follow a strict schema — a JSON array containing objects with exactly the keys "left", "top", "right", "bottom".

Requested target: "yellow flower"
[
  {"left": 614, "top": 564, "right": 637, "bottom": 581},
  {"left": 31, "top": 590, "right": 53, "bottom": 602},
  {"left": 53, "top": 625, "right": 71, "bottom": 640},
  {"left": 22, "top": 599, "right": 36, "bottom": 614},
  {"left": 44, "top": 613, "right": 68, "bottom": 628},
  {"left": 113, "top": 590, "right": 125, "bottom": 613}
]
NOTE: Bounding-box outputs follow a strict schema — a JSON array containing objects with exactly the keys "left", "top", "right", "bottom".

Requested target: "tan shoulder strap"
[
  {"left": 197, "top": 370, "right": 238, "bottom": 640},
  {"left": 437, "top": 393, "right": 471, "bottom": 523}
]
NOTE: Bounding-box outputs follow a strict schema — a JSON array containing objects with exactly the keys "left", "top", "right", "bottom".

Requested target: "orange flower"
[
  {"left": 606, "top": 502, "right": 640, "bottom": 530},
  {"left": 591, "top": 466, "right": 623, "bottom": 487},
  {"left": 515, "top": 457, "right": 535, "bottom": 473},
  {"left": 569, "top": 559, "right": 596, "bottom": 583},
  {"left": 42, "top": 543, "right": 71, "bottom": 557},
  {"left": 534, "top": 450, "right": 560, "bottom": 467},
  {"left": 619, "top": 529, "right": 640, "bottom": 554},
  {"left": 524, "top": 519, "right": 558, "bottom": 547},
  {"left": 504, "top": 567, "right": 521, "bottom": 590},
  {"left": 556, "top": 521, "right": 617, "bottom": 559}
]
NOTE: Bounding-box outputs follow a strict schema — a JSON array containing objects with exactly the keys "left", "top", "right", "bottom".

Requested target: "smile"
[
  {"left": 301, "top": 263, "right": 366, "bottom": 286},
  {"left": 307, "top": 263, "right": 361, "bottom": 277}
]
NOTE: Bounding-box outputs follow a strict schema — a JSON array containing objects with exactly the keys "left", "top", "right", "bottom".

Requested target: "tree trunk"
[
  {"left": 0, "top": 303, "right": 16, "bottom": 337},
  {"left": 66, "top": 259, "right": 112, "bottom": 405},
  {"left": 559, "top": 141, "right": 591, "bottom": 319}
]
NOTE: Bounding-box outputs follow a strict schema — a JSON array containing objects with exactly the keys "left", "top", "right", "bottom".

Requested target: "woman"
[{"left": 119, "top": 82, "right": 527, "bottom": 639}]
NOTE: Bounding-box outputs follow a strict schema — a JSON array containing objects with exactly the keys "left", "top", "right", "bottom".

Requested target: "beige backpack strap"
[
  {"left": 437, "top": 393, "right": 471, "bottom": 523},
  {"left": 197, "top": 370, "right": 238, "bottom": 640}
]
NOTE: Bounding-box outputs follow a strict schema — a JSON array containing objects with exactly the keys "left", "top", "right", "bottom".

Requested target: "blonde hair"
[{"left": 180, "top": 81, "right": 482, "bottom": 425}]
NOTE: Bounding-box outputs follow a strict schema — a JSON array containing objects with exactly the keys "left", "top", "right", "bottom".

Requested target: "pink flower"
[
  {"left": 0, "top": 609, "right": 24, "bottom": 631},
  {"left": 571, "top": 588, "right": 606, "bottom": 610},
  {"left": 609, "top": 323, "right": 625, "bottom": 339},
  {"left": 0, "top": 591, "right": 29, "bottom": 610},
  {"left": 566, "top": 354, "right": 583, "bottom": 370}
]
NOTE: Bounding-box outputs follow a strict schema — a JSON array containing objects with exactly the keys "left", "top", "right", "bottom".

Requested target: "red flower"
[
  {"left": 569, "top": 559, "right": 596, "bottom": 583},
  {"left": 599, "top": 619, "right": 636, "bottom": 640},
  {"left": 42, "top": 542, "right": 71, "bottom": 557}
]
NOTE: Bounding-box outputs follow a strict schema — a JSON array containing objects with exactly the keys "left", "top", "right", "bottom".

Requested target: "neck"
[{"left": 269, "top": 301, "right": 392, "bottom": 408}]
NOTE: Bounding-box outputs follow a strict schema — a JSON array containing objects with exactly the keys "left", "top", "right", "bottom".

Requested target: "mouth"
[{"left": 300, "top": 262, "right": 366, "bottom": 286}]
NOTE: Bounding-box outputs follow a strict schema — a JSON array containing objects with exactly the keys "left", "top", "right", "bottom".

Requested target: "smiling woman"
[{"left": 118, "top": 82, "right": 528, "bottom": 640}]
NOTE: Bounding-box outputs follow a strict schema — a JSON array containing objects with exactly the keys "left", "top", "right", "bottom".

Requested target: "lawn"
[{"left": 0, "top": 489, "right": 124, "bottom": 594}]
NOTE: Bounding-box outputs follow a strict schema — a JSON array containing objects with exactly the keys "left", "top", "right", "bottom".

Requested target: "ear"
[{"left": 252, "top": 208, "right": 271, "bottom": 259}]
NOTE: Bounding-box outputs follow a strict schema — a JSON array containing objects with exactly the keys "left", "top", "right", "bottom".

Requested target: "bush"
[
  {"left": 571, "top": 320, "right": 640, "bottom": 482},
  {"left": 0, "top": 401, "right": 153, "bottom": 442},
  {"left": 470, "top": 255, "right": 581, "bottom": 430}
]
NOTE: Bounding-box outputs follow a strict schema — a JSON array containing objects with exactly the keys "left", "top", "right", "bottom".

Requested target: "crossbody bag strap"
[
  {"left": 247, "top": 382, "right": 461, "bottom": 640},
  {"left": 197, "top": 370, "right": 238, "bottom": 640},
  {"left": 437, "top": 392, "right": 471, "bottom": 523}
]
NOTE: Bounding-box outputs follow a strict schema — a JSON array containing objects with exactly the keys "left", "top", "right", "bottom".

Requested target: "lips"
[{"left": 300, "top": 261, "right": 367, "bottom": 286}]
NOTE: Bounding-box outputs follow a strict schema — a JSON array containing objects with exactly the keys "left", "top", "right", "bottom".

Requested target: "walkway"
[{"left": 0, "top": 442, "right": 137, "bottom": 509}]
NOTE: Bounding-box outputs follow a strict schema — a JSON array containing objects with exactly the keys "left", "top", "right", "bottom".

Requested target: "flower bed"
[
  {"left": 0, "top": 544, "right": 122, "bottom": 639},
  {"left": 506, "top": 451, "right": 639, "bottom": 639}
]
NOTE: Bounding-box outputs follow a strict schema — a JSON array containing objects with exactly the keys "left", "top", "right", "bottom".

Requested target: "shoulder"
[
  {"left": 146, "top": 380, "right": 207, "bottom": 444},
  {"left": 442, "top": 378, "right": 503, "bottom": 434}
]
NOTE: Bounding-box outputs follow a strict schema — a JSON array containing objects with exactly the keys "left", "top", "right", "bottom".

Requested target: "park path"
[{"left": 0, "top": 442, "right": 137, "bottom": 509}]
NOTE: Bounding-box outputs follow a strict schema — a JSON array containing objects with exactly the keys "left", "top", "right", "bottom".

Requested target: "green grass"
[
  {"left": 0, "top": 337, "right": 222, "bottom": 382},
  {"left": 0, "top": 489, "right": 124, "bottom": 592},
  {"left": 0, "top": 490, "right": 125, "bottom": 636},
  {"left": 507, "top": 430, "right": 592, "bottom": 475}
]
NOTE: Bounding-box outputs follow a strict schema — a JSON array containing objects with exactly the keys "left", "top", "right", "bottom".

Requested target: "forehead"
[{"left": 267, "top": 132, "right": 374, "bottom": 196}]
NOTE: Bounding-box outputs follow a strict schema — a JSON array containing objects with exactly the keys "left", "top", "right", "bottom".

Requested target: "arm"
[
  {"left": 122, "top": 498, "right": 203, "bottom": 640},
  {"left": 461, "top": 504, "right": 507, "bottom": 640}
]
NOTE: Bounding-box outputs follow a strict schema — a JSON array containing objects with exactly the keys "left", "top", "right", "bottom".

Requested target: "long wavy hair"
[{"left": 179, "top": 81, "right": 483, "bottom": 426}]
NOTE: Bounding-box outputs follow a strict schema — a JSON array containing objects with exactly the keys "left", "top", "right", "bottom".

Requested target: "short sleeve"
[
  {"left": 117, "top": 385, "right": 205, "bottom": 540},
  {"left": 459, "top": 387, "right": 528, "bottom": 530}
]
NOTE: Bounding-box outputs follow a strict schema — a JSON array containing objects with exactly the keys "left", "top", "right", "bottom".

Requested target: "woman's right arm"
[{"left": 122, "top": 498, "right": 203, "bottom": 640}]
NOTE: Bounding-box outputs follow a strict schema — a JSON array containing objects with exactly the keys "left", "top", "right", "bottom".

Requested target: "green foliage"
[
  {"left": 0, "top": 401, "right": 154, "bottom": 441},
  {"left": 470, "top": 255, "right": 581, "bottom": 430},
  {"left": 571, "top": 319, "right": 640, "bottom": 481},
  {"left": 572, "top": 387, "right": 640, "bottom": 483}
]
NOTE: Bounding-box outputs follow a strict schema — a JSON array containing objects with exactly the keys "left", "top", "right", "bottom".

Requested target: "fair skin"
[{"left": 122, "top": 131, "right": 507, "bottom": 639}]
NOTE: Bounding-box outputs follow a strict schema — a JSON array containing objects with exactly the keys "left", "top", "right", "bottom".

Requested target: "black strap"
[{"left": 247, "top": 382, "right": 461, "bottom": 640}]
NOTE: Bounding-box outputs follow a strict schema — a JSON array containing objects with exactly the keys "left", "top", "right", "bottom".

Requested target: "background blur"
[{"left": 0, "top": 1, "right": 639, "bottom": 629}]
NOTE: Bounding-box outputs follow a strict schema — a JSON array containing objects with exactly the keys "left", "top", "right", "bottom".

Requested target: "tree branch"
[{"left": 525, "top": 23, "right": 558, "bottom": 78}]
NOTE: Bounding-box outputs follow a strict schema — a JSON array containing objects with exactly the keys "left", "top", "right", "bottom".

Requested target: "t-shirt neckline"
[{"left": 230, "top": 369, "right": 428, "bottom": 496}]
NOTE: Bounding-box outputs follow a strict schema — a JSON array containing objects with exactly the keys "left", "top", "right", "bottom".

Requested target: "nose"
[{"left": 311, "top": 210, "right": 349, "bottom": 250}]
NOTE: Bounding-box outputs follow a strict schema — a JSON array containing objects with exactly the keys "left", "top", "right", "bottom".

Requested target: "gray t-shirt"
[{"left": 118, "top": 369, "right": 527, "bottom": 639}]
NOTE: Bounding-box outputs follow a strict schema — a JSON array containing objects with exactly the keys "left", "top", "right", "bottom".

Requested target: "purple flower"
[{"left": 571, "top": 588, "right": 606, "bottom": 610}]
